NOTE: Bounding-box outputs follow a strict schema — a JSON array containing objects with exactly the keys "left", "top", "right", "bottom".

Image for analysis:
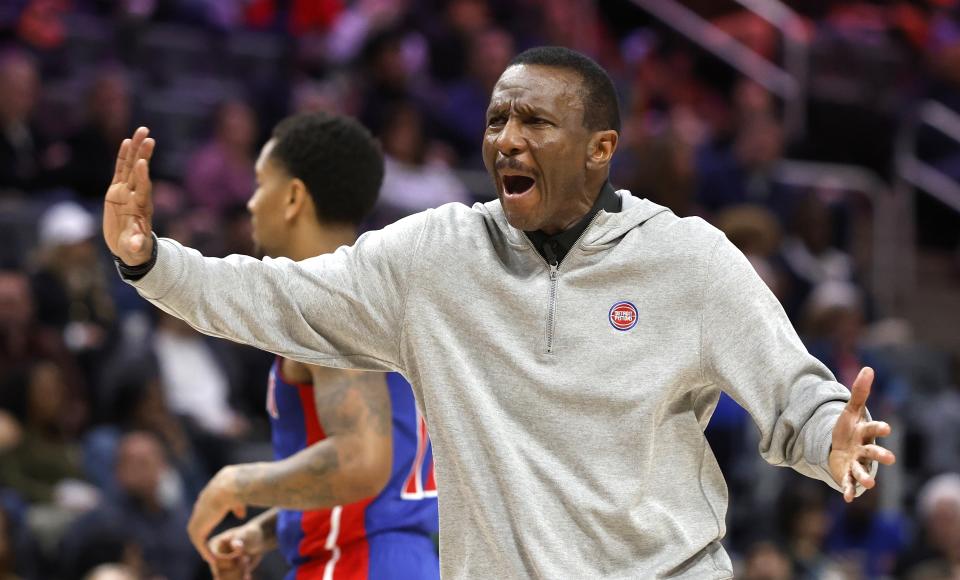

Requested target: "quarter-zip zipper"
[
  {"left": 524, "top": 212, "right": 604, "bottom": 354},
  {"left": 546, "top": 262, "right": 559, "bottom": 353}
]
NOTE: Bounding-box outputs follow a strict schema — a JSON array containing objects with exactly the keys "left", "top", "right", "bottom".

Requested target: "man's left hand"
[
  {"left": 188, "top": 465, "right": 248, "bottom": 565},
  {"left": 828, "top": 367, "right": 897, "bottom": 503}
]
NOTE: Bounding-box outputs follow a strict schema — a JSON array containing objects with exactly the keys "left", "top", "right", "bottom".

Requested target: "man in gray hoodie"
[{"left": 103, "top": 47, "right": 895, "bottom": 579}]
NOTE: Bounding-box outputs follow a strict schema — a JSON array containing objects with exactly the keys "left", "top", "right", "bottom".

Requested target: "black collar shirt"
[{"left": 525, "top": 181, "right": 621, "bottom": 266}]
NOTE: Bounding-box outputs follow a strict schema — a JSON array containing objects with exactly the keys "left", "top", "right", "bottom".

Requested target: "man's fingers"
[
  {"left": 859, "top": 421, "right": 891, "bottom": 441},
  {"left": 112, "top": 138, "right": 131, "bottom": 185},
  {"left": 132, "top": 156, "right": 152, "bottom": 196},
  {"left": 842, "top": 471, "right": 855, "bottom": 503},
  {"left": 139, "top": 135, "right": 156, "bottom": 162},
  {"left": 845, "top": 367, "right": 874, "bottom": 414},
  {"left": 125, "top": 127, "right": 149, "bottom": 178},
  {"left": 851, "top": 460, "right": 874, "bottom": 490},
  {"left": 862, "top": 443, "right": 896, "bottom": 465}
]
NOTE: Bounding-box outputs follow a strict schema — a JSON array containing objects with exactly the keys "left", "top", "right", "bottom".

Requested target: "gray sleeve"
[
  {"left": 126, "top": 211, "right": 430, "bottom": 372},
  {"left": 699, "top": 235, "right": 866, "bottom": 494}
]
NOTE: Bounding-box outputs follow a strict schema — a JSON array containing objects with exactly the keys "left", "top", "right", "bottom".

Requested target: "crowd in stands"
[{"left": 0, "top": 0, "right": 959, "bottom": 578}]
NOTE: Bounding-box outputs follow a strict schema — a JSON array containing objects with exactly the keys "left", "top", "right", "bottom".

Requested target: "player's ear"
[{"left": 284, "top": 178, "right": 309, "bottom": 222}]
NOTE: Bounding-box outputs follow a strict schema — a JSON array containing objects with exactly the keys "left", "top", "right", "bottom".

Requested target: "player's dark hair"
[
  {"left": 508, "top": 46, "right": 621, "bottom": 133},
  {"left": 269, "top": 112, "right": 384, "bottom": 226}
]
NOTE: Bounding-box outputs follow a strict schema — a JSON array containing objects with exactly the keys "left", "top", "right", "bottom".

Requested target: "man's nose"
[{"left": 495, "top": 117, "right": 525, "bottom": 157}]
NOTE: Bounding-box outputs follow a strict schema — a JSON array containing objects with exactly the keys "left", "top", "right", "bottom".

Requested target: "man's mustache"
[{"left": 495, "top": 157, "right": 538, "bottom": 176}]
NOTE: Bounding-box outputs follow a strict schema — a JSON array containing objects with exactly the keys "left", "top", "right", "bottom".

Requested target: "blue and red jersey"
[{"left": 266, "top": 358, "right": 439, "bottom": 579}]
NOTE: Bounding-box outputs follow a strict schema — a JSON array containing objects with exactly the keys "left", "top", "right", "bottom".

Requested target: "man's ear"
[
  {"left": 586, "top": 130, "right": 618, "bottom": 171},
  {"left": 284, "top": 178, "right": 309, "bottom": 222}
]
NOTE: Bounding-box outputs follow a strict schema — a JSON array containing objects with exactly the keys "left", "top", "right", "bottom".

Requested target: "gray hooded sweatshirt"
[{"left": 127, "top": 191, "right": 862, "bottom": 579}]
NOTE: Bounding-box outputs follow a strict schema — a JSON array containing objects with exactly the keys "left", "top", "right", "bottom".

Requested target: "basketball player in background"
[{"left": 184, "top": 113, "right": 439, "bottom": 579}]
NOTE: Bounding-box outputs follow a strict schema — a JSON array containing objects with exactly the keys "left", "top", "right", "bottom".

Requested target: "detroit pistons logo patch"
[{"left": 609, "top": 301, "right": 638, "bottom": 331}]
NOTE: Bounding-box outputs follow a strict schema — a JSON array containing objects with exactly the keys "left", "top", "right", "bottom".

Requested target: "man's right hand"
[
  {"left": 104, "top": 126, "right": 155, "bottom": 265},
  {"left": 208, "top": 523, "right": 268, "bottom": 580}
]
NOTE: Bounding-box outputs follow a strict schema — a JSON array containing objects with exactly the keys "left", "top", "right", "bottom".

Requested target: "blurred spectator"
[
  {"left": 31, "top": 201, "right": 116, "bottom": 351},
  {"left": 184, "top": 99, "right": 258, "bottom": 217},
  {"left": 84, "top": 357, "right": 210, "bottom": 500},
  {"left": 153, "top": 312, "right": 248, "bottom": 439},
  {"left": 0, "top": 48, "right": 47, "bottom": 194},
  {"left": 63, "top": 432, "right": 199, "bottom": 580},
  {"left": 896, "top": 473, "right": 960, "bottom": 579},
  {"left": 0, "top": 494, "right": 37, "bottom": 580},
  {"left": 56, "top": 67, "right": 133, "bottom": 200},
  {"left": 0, "top": 360, "right": 98, "bottom": 562},
  {"left": 0, "top": 410, "right": 20, "bottom": 457},
  {"left": 803, "top": 281, "right": 906, "bottom": 415},
  {"left": 695, "top": 112, "right": 791, "bottom": 222},
  {"left": 432, "top": 26, "right": 514, "bottom": 160},
  {"left": 741, "top": 541, "right": 794, "bottom": 580},
  {"left": 290, "top": 75, "right": 351, "bottom": 116},
  {"left": 325, "top": 0, "right": 409, "bottom": 65},
  {"left": 777, "top": 479, "right": 844, "bottom": 579},
  {"left": 615, "top": 127, "right": 697, "bottom": 218},
  {"left": 715, "top": 204, "right": 785, "bottom": 298},
  {"left": 30, "top": 201, "right": 116, "bottom": 413},
  {"left": 83, "top": 563, "right": 138, "bottom": 580},
  {"left": 904, "top": 358, "right": 960, "bottom": 479},
  {"left": 824, "top": 488, "right": 906, "bottom": 578},
  {"left": 0, "top": 268, "right": 75, "bottom": 383},
  {"left": 532, "top": 0, "right": 616, "bottom": 61},
  {"left": 357, "top": 26, "right": 425, "bottom": 134},
  {"left": 375, "top": 101, "right": 471, "bottom": 223},
  {"left": 421, "top": 0, "right": 492, "bottom": 83},
  {"left": 0, "top": 506, "right": 19, "bottom": 580},
  {"left": 0, "top": 361, "right": 86, "bottom": 505},
  {"left": 218, "top": 202, "right": 255, "bottom": 258},
  {"left": 778, "top": 193, "right": 856, "bottom": 323},
  {"left": 733, "top": 79, "right": 777, "bottom": 122},
  {"left": 58, "top": 510, "right": 146, "bottom": 580}
]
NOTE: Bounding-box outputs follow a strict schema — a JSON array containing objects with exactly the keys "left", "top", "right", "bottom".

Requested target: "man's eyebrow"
[
  {"left": 486, "top": 102, "right": 509, "bottom": 116},
  {"left": 515, "top": 102, "right": 547, "bottom": 116}
]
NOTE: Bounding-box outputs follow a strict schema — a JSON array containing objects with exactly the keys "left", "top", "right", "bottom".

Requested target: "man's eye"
[
  {"left": 487, "top": 116, "right": 506, "bottom": 127},
  {"left": 530, "top": 117, "right": 550, "bottom": 125}
]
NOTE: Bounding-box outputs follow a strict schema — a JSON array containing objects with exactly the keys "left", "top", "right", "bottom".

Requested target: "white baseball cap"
[{"left": 38, "top": 201, "right": 95, "bottom": 247}]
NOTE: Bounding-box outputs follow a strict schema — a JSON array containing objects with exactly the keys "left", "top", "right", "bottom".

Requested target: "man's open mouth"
[{"left": 503, "top": 175, "right": 536, "bottom": 195}]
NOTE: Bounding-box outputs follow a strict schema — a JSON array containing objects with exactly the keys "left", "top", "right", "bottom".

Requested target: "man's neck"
[
  {"left": 525, "top": 180, "right": 620, "bottom": 265},
  {"left": 283, "top": 224, "right": 358, "bottom": 261}
]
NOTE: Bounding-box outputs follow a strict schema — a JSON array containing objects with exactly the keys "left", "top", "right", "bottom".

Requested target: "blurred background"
[{"left": 0, "top": 0, "right": 958, "bottom": 579}]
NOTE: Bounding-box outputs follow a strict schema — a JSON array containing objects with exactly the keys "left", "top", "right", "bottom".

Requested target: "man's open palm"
[
  {"left": 104, "top": 126, "right": 155, "bottom": 265},
  {"left": 828, "top": 367, "right": 897, "bottom": 502}
]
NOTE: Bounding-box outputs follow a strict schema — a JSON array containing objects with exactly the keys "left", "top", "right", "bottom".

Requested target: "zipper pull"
[
  {"left": 549, "top": 263, "right": 558, "bottom": 280},
  {"left": 542, "top": 241, "right": 558, "bottom": 267}
]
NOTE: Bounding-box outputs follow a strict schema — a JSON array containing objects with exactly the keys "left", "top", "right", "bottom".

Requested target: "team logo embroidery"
[{"left": 609, "top": 301, "right": 638, "bottom": 331}]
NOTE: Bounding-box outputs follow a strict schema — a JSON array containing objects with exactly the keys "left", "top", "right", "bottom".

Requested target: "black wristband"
[{"left": 114, "top": 233, "right": 159, "bottom": 281}]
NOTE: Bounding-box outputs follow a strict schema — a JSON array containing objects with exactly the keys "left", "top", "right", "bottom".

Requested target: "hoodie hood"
[{"left": 479, "top": 189, "right": 673, "bottom": 252}]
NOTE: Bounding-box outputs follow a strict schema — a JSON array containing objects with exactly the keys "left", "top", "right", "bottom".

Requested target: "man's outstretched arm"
[
  {"left": 104, "top": 127, "right": 426, "bottom": 371},
  {"left": 700, "top": 234, "right": 895, "bottom": 498}
]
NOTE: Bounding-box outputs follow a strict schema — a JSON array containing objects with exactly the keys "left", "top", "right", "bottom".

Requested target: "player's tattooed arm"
[{"left": 229, "top": 369, "right": 394, "bottom": 510}]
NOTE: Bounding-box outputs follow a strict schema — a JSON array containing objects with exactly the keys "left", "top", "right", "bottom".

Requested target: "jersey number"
[{"left": 401, "top": 411, "right": 437, "bottom": 500}]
